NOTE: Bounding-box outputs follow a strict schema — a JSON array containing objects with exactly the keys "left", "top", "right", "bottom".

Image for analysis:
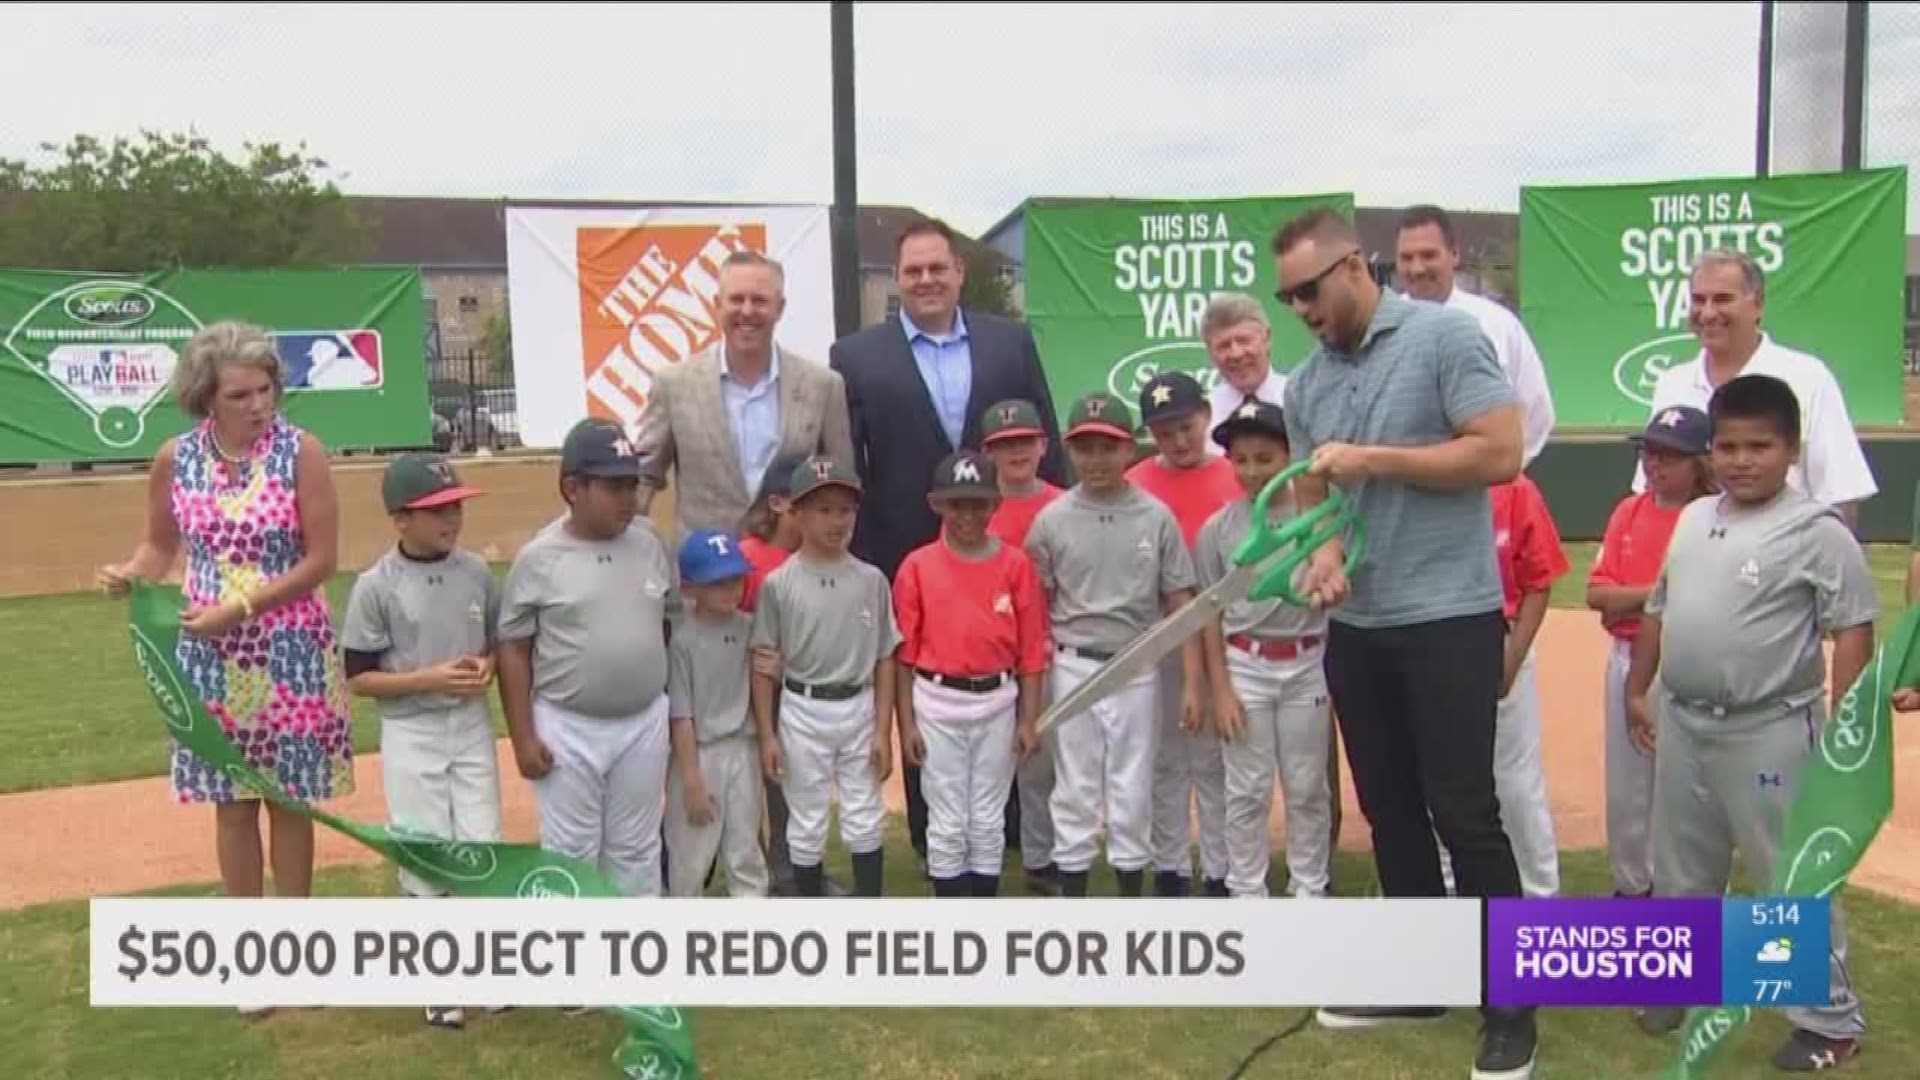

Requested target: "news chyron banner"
[
  {"left": 504, "top": 204, "right": 834, "bottom": 448},
  {"left": 1518, "top": 166, "right": 1907, "bottom": 428},
  {"left": 1021, "top": 193, "right": 1354, "bottom": 426},
  {"left": 0, "top": 268, "right": 430, "bottom": 462}
]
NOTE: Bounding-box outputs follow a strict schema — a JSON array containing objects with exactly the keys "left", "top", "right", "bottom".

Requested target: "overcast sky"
[{"left": 3, "top": 2, "right": 1914, "bottom": 236}]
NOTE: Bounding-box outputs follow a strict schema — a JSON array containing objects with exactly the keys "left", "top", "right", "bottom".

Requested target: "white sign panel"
[{"left": 504, "top": 204, "right": 834, "bottom": 448}]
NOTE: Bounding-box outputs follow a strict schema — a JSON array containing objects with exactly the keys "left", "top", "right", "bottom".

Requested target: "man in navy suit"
[{"left": 830, "top": 217, "right": 1067, "bottom": 871}]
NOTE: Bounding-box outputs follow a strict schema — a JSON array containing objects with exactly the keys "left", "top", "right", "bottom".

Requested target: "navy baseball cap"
[
  {"left": 561, "top": 418, "right": 644, "bottom": 478},
  {"left": 755, "top": 450, "right": 812, "bottom": 503},
  {"left": 678, "top": 529, "right": 752, "bottom": 586},
  {"left": 1137, "top": 370, "right": 1208, "bottom": 428},
  {"left": 1632, "top": 406, "right": 1711, "bottom": 455},
  {"left": 1212, "top": 399, "right": 1288, "bottom": 449}
]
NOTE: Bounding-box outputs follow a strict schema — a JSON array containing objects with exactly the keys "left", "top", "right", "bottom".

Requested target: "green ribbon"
[
  {"left": 125, "top": 580, "right": 701, "bottom": 1080},
  {"left": 1660, "top": 605, "right": 1918, "bottom": 1078}
]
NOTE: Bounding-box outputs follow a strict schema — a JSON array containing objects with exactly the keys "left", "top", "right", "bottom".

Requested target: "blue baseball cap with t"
[{"left": 678, "top": 529, "right": 752, "bottom": 586}]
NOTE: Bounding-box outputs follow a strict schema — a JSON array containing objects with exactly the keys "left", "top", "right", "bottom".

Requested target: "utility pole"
[{"left": 830, "top": 2, "right": 861, "bottom": 338}]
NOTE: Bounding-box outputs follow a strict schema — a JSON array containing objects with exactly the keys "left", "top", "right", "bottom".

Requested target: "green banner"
[
  {"left": 125, "top": 580, "right": 700, "bottom": 1080},
  {"left": 1022, "top": 194, "right": 1355, "bottom": 424},
  {"left": 0, "top": 267, "right": 431, "bottom": 462},
  {"left": 1519, "top": 167, "right": 1907, "bottom": 429},
  {"left": 1661, "top": 605, "right": 1916, "bottom": 1078}
]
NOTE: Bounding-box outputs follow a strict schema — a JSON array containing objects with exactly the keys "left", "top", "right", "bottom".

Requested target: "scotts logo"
[
  {"left": 1612, "top": 333, "right": 1696, "bottom": 407},
  {"left": 1106, "top": 341, "right": 1221, "bottom": 416},
  {"left": 623, "top": 1050, "right": 686, "bottom": 1080},
  {"left": 64, "top": 286, "right": 156, "bottom": 327},
  {"left": 1820, "top": 660, "right": 1879, "bottom": 774},
  {"left": 1781, "top": 825, "right": 1858, "bottom": 897},
  {"left": 613, "top": 1006, "right": 685, "bottom": 1032},
  {"left": 1681, "top": 1006, "right": 1750, "bottom": 1062},
  {"left": 516, "top": 866, "right": 583, "bottom": 899},
  {"left": 130, "top": 625, "right": 194, "bottom": 736},
  {"left": 394, "top": 837, "right": 500, "bottom": 884}
]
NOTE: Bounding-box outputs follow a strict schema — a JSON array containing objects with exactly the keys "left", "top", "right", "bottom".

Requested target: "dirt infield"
[{"left": 4, "top": 608, "right": 1914, "bottom": 910}]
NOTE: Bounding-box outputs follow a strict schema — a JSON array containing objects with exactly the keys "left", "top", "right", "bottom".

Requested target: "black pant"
[
  {"left": 905, "top": 764, "right": 928, "bottom": 859},
  {"left": 1323, "top": 610, "right": 1520, "bottom": 901}
]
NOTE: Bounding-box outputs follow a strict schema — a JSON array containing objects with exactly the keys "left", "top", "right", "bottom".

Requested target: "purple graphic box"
[{"left": 1486, "top": 898, "right": 1722, "bottom": 1008}]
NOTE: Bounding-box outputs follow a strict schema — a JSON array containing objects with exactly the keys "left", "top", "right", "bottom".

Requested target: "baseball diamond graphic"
[{"left": 2, "top": 280, "right": 204, "bottom": 449}]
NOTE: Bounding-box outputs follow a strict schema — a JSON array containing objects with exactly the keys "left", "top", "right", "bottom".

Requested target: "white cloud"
[{"left": 3, "top": 2, "right": 1907, "bottom": 238}]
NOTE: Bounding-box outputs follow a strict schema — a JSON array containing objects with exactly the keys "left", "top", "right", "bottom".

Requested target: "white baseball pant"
[
  {"left": 1049, "top": 648, "right": 1158, "bottom": 874},
  {"left": 1604, "top": 636, "right": 1655, "bottom": 895},
  {"left": 380, "top": 699, "right": 503, "bottom": 898},
  {"left": 779, "top": 689, "right": 885, "bottom": 867},
  {"left": 1439, "top": 649, "right": 1560, "bottom": 897},
  {"left": 1150, "top": 653, "right": 1228, "bottom": 881},
  {"left": 916, "top": 676, "right": 1020, "bottom": 879},
  {"left": 1221, "top": 645, "right": 1334, "bottom": 898},
  {"left": 665, "top": 732, "right": 769, "bottom": 898},
  {"left": 1018, "top": 725, "right": 1056, "bottom": 873},
  {"left": 531, "top": 695, "right": 671, "bottom": 898}
]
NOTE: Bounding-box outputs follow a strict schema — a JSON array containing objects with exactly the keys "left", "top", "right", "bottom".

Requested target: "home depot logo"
[{"left": 576, "top": 222, "right": 766, "bottom": 430}]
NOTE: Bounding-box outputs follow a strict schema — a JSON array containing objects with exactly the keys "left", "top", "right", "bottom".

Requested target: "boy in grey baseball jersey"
[
  {"left": 497, "top": 419, "right": 680, "bottom": 899},
  {"left": 750, "top": 456, "right": 901, "bottom": 898},
  {"left": 665, "top": 528, "right": 770, "bottom": 898},
  {"left": 1195, "top": 401, "right": 1335, "bottom": 899},
  {"left": 1025, "top": 391, "right": 1201, "bottom": 898},
  {"left": 1626, "top": 375, "right": 1875, "bottom": 1072},
  {"left": 341, "top": 453, "right": 498, "bottom": 1031}
]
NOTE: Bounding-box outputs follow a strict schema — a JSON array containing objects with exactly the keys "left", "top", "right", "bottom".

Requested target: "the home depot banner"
[
  {"left": 1519, "top": 167, "right": 1907, "bottom": 427},
  {"left": 505, "top": 205, "right": 834, "bottom": 448}
]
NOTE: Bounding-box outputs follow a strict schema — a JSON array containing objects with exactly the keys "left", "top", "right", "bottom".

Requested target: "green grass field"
[
  {"left": 4, "top": 543, "right": 1910, "bottom": 796},
  {"left": 8, "top": 839, "right": 1918, "bottom": 1080}
]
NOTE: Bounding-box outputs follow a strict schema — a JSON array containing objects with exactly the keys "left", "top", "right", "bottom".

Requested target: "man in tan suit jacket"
[{"left": 635, "top": 250, "right": 853, "bottom": 535}]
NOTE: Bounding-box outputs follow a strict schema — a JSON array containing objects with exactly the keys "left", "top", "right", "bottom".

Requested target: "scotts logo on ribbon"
[
  {"left": 122, "top": 580, "right": 702, "bottom": 1079},
  {"left": 64, "top": 286, "right": 157, "bottom": 327}
]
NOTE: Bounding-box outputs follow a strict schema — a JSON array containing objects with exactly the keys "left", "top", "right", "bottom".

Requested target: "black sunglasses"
[{"left": 1276, "top": 249, "right": 1360, "bottom": 305}]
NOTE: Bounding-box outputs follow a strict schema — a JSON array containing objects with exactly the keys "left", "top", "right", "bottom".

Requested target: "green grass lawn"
[
  {"left": 7, "top": 838, "right": 1916, "bottom": 1080},
  {"left": 2, "top": 546, "right": 1912, "bottom": 795}
]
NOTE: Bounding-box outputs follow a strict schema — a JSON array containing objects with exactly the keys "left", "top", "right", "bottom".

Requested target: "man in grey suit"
[
  {"left": 635, "top": 249, "right": 855, "bottom": 536},
  {"left": 830, "top": 218, "right": 1066, "bottom": 879},
  {"left": 633, "top": 248, "right": 854, "bottom": 896}
]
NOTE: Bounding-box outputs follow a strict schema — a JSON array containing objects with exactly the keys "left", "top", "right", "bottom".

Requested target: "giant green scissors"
[{"left": 1034, "top": 461, "right": 1365, "bottom": 736}]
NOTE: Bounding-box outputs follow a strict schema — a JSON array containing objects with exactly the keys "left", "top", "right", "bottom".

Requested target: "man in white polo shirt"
[
  {"left": 1395, "top": 206, "right": 1556, "bottom": 467},
  {"left": 1636, "top": 248, "right": 1878, "bottom": 523},
  {"left": 1201, "top": 292, "right": 1287, "bottom": 430}
]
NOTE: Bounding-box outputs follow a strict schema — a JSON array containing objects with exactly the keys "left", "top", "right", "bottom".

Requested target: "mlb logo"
[{"left": 278, "top": 330, "right": 384, "bottom": 390}]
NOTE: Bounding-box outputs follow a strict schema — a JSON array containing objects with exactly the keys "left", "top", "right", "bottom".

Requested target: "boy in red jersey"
[
  {"left": 1585, "top": 404, "right": 1713, "bottom": 898},
  {"left": 738, "top": 450, "right": 809, "bottom": 614},
  {"left": 893, "top": 450, "right": 1051, "bottom": 897},
  {"left": 981, "top": 399, "right": 1064, "bottom": 549},
  {"left": 1126, "top": 370, "right": 1242, "bottom": 897}
]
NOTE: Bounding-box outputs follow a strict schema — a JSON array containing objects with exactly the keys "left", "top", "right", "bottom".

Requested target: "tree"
[
  {"left": 959, "top": 243, "right": 1022, "bottom": 319},
  {"left": 480, "top": 309, "right": 513, "bottom": 381},
  {"left": 0, "top": 130, "right": 370, "bottom": 271}
]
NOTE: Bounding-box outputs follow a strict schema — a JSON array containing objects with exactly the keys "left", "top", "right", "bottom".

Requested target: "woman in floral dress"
[{"left": 102, "top": 321, "right": 354, "bottom": 934}]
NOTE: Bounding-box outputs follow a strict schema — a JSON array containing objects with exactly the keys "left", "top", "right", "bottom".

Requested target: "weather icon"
[{"left": 1757, "top": 939, "right": 1793, "bottom": 964}]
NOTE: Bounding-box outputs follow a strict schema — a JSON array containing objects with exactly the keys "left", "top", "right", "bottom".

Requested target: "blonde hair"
[{"left": 171, "top": 320, "right": 285, "bottom": 419}]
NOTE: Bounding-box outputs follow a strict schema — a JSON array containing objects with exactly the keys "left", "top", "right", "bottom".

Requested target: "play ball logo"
[
  {"left": 130, "top": 625, "right": 195, "bottom": 736},
  {"left": 1106, "top": 341, "right": 1220, "bottom": 414},
  {"left": 64, "top": 286, "right": 156, "bottom": 327},
  {"left": 1613, "top": 333, "right": 1696, "bottom": 407},
  {"left": 517, "top": 866, "right": 582, "bottom": 899}
]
